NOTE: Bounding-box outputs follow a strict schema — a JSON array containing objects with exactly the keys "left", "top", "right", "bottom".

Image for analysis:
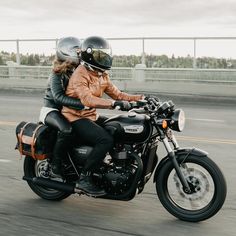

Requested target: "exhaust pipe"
[{"left": 23, "top": 176, "right": 76, "bottom": 193}]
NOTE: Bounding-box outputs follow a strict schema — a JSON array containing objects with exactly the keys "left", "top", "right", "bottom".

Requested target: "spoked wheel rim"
[
  {"left": 24, "top": 156, "right": 72, "bottom": 201},
  {"left": 167, "top": 163, "right": 215, "bottom": 211},
  {"left": 34, "top": 159, "right": 64, "bottom": 194}
]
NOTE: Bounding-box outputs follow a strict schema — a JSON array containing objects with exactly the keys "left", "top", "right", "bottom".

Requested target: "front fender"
[{"left": 153, "top": 147, "right": 208, "bottom": 183}]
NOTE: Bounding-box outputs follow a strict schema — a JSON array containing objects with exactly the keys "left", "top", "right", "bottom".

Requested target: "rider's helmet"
[
  {"left": 81, "top": 36, "right": 112, "bottom": 71},
  {"left": 56, "top": 36, "right": 81, "bottom": 64}
]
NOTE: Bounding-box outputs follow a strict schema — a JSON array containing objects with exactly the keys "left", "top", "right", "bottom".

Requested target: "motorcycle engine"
[{"left": 102, "top": 148, "right": 137, "bottom": 195}]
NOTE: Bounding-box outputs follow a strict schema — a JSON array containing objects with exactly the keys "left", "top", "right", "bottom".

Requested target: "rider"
[
  {"left": 62, "top": 36, "right": 144, "bottom": 195},
  {"left": 39, "top": 37, "right": 84, "bottom": 177}
]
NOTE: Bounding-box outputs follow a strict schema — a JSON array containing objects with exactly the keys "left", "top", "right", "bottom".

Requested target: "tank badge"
[{"left": 124, "top": 125, "right": 144, "bottom": 134}]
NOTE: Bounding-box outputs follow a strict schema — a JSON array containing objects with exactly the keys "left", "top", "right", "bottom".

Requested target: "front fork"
[{"left": 162, "top": 135, "right": 191, "bottom": 193}]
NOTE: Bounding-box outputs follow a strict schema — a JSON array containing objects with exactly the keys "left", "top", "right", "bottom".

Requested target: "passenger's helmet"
[
  {"left": 81, "top": 36, "right": 112, "bottom": 71},
  {"left": 56, "top": 37, "right": 81, "bottom": 64}
]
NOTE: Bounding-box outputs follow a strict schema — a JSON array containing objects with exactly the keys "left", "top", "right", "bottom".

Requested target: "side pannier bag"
[{"left": 15, "top": 121, "right": 56, "bottom": 160}]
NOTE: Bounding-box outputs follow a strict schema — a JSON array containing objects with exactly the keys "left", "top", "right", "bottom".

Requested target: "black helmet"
[
  {"left": 56, "top": 37, "right": 81, "bottom": 64},
  {"left": 81, "top": 36, "right": 112, "bottom": 71}
]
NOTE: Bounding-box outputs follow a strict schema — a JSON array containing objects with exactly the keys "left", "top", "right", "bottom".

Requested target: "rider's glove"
[
  {"left": 112, "top": 101, "right": 132, "bottom": 111},
  {"left": 144, "top": 95, "right": 160, "bottom": 102}
]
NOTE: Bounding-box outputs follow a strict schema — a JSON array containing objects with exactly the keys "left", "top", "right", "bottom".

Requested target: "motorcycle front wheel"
[
  {"left": 155, "top": 154, "right": 227, "bottom": 222},
  {"left": 24, "top": 156, "right": 71, "bottom": 201}
]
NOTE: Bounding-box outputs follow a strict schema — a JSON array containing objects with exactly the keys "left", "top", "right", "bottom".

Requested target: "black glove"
[
  {"left": 112, "top": 101, "right": 132, "bottom": 111},
  {"left": 144, "top": 95, "right": 160, "bottom": 103}
]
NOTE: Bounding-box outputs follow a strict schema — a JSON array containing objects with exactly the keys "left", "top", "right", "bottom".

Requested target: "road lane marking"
[
  {"left": 100, "top": 115, "right": 225, "bottom": 123},
  {"left": 177, "top": 135, "right": 236, "bottom": 145},
  {"left": 0, "top": 121, "right": 18, "bottom": 126},
  {"left": 0, "top": 159, "right": 12, "bottom": 163},
  {"left": 187, "top": 118, "right": 225, "bottom": 123},
  {"left": 1, "top": 120, "right": 235, "bottom": 145},
  {"left": 0, "top": 117, "right": 226, "bottom": 126}
]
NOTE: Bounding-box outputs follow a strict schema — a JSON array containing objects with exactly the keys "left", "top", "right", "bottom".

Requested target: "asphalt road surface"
[{"left": 0, "top": 94, "right": 235, "bottom": 236}]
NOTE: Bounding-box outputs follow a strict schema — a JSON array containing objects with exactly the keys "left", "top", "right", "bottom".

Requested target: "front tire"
[
  {"left": 24, "top": 156, "right": 71, "bottom": 201},
  {"left": 156, "top": 154, "right": 227, "bottom": 222}
]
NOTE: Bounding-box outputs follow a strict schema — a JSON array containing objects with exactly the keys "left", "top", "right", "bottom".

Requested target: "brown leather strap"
[
  {"left": 34, "top": 153, "right": 48, "bottom": 160},
  {"left": 31, "top": 124, "right": 44, "bottom": 159},
  {"left": 18, "top": 122, "right": 30, "bottom": 155}
]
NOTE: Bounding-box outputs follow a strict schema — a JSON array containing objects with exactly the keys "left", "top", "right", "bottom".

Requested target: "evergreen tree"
[
  {"left": 28, "top": 54, "right": 36, "bottom": 66},
  {"left": 0, "top": 55, "right": 4, "bottom": 65}
]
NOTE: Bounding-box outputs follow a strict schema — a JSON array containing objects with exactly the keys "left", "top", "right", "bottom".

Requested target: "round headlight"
[
  {"left": 169, "top": 109, "right": 185, "bottom": 132},
  {"left": 178, "top": 109, "right": 185, "bottom": 131}
]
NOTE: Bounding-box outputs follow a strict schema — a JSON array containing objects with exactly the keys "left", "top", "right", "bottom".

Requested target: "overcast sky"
[{"left": 1, "top": 0, "right": 236, "bottom": 57}]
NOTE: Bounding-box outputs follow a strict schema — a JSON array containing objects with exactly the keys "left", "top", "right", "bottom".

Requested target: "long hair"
[{"left": 53, "top": 59, "right": 77, "bottom": 74}]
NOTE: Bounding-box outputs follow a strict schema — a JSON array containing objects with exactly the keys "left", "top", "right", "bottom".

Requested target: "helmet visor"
[{"left": 92, "top": 49, "right": 112, "bottom": 68}]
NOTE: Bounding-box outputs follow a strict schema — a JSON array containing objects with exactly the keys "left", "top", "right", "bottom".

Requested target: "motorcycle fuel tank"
[{"left": 104, "top": 113, "right": 151, "bottom": 144}]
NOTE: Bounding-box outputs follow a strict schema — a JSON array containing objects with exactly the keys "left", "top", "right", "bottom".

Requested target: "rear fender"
[{"left": 153, "top": 147, "right": 208, "bottom": 183}]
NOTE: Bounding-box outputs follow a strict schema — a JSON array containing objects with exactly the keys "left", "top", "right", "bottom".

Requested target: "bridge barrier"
[
  {"left": 1, "top": 65, "right": 236, "bottom": 82},
  {"left": 0, "top": 65, "right": 236, "bottom": 104}
]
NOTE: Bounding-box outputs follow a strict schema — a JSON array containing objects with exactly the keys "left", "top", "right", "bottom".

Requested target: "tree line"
[
  {"left": 1, "top": 51, "right": 236, "bottom": 69},
  {"left": 113, "top": 54, "right": 236, "bottom": 69}
]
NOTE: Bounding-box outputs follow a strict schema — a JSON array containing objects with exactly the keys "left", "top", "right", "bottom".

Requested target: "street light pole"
[
  {"left": 16, "top": 39, "right": 20, "bottom": 65},
  {"left": 141, "top": 38, "right": 145, "bottom": 65},
  {"left": 193, "top": 38, "right": 197, "bottom": 69}
]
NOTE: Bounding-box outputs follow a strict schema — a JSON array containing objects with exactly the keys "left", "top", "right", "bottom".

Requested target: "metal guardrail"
[
  {"left": 3, "top": 66, "right": 51, "bottom": 79},
  {"left": 1, "top": 37, "right": 236, "bottom": 67},
  {"left": 144, "top": 68, "right": 236, "bottom": 82},
  {"left": 1, "top": 65, "right": 236, "bottom": 83}
]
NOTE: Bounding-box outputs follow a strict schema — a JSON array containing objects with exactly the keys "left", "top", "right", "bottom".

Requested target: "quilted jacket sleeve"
[{"left": 50, "top": 73, "right": 84, "bottom": 110}]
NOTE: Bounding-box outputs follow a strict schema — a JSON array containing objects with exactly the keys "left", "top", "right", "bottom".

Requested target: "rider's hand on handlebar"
[
  {"left": 144, "top": 95, "right": 160, "bottom": 103},
  {"left": 112, "top": 101, "right": 132, "bottom": 111}
]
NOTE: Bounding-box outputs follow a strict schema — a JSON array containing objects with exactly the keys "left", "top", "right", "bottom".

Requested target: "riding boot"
[
  {"left": 76, "top": 171, "right": 106, "bottom": 196},
  {"left": 51, "top": 157, "right": 62, "bottom": 178},
  {"left": 51, "top": 132, "right": 72, "bottom": 177}
]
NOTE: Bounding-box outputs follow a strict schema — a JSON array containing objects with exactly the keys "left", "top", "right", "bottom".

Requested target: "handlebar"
[{"left": 113, "top": 97, "right": 176, "bottom": 119}]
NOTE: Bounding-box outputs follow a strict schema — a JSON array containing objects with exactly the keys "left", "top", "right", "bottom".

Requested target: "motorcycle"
[{"left": 20, "top": 98, "right": 227, "bottom": 222}]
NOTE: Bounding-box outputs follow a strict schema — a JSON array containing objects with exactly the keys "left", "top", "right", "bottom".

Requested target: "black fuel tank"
[{"left": 104, "top": 113, "right": 151, "bottom": 144}]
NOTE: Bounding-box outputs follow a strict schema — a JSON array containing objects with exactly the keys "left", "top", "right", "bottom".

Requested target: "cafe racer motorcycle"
[{"left": 21, "top": 98, "right": 227, "bottom": 222}]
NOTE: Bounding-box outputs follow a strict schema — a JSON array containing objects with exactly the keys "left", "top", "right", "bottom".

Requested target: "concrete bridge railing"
[
  {"left": 1, "top": 65, "right": 236, "bottom": 83},
  {"left": 0, "top": 65, "right": 236, "bottom": 101}
]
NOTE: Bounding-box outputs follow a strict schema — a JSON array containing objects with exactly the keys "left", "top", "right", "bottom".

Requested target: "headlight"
[{"left": 169, "top": 109, "right": 185, "bottom": 132}]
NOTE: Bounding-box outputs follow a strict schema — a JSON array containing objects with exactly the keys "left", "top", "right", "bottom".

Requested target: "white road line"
[
  {"left": 100, "top": 115, "right": 225, "bottom": 123},
  {"left": 0, "top": 121, "right": 18, "bottom": 126},
  {"left": 177, "top": 135, "right": 236, "bottom": 145},
  {"left": 0, "top": 159, "right": 12, "bottom": 163},
  {"left": 0, "top": 117, "right": 226, "bottom": 130},
  {"left": 187, "top": 118, "right": 225, "bottom": 123}
]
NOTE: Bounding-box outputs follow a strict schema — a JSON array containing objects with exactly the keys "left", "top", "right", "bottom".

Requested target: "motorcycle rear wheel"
[
  {"left": 156, "top": 154, "right": 227, "bottom": 222},
  {"left": 24, "top": 156, "right": 71, "bottom": 201}
]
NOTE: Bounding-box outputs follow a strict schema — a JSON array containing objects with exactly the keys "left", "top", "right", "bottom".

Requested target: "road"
[{"left": 0, "top": 93, "right": 235, "bottom": 236}]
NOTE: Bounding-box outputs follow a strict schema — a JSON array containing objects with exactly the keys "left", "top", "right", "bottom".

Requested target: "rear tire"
[
  {"left": 24, "top": 156, "right": 71, "bottom": 201},
  {"left": 156, "top": 154, "right": 227, "bottom": 222}
]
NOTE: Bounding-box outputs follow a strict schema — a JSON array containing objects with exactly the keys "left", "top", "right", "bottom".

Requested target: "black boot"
[
  {"left": 51, "top": 131, "right": 71, "bottom": 178},
  {"left": 77, "top": 172, "right": 106, "bottom": 196},
  {"left": 51, "top": 157, "right": 63, "bottom": 178}
]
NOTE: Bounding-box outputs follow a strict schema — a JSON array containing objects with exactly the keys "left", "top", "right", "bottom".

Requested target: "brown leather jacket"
[{"left": 62, "top": 65, "right": 143, "bottom": 122}]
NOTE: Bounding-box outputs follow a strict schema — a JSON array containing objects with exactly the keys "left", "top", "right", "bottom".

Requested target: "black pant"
[
  {"left": 45, "top": 111, "right": 72, "bottom": 162},
  {"left": 71, "top": 117, "right": 113, "bottom": 172}
]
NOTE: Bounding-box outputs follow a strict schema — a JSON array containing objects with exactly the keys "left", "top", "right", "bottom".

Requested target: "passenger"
[
  {"left": 39, "top": 37, "right": 84, "bottom": 178},
  {"left": 62, "top": 36, "right": 144, "bottom": 195}
]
